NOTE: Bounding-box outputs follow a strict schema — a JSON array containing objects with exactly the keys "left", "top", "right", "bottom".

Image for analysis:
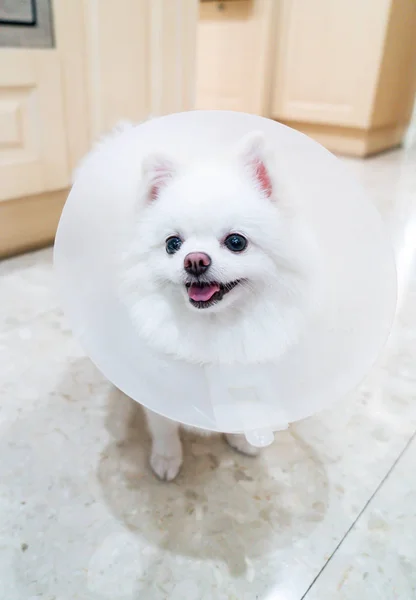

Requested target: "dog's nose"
[{"left": 184, "top": 252, "right": 211, "bottom": 276}]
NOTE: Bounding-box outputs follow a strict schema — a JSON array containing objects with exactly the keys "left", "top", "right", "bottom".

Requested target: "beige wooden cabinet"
[
  {"left": 196, "top": 0, "right": 416, "bottom": 157},
  {"left": 0, "top": 0, "right": 197, "bottom": 257},
  {"left": 0, "top": 50, "right": 69, "bottom": 202},
  {"left": 195, "top": 0, "right": 276, "bottom": 115},
  {"left": 271, "top": 0, "right": 416, "bottom": 156}
]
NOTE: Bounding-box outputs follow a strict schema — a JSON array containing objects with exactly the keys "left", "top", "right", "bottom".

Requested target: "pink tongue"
[{"left": 188, "top": 283, "right": 220, "bottom": 302}]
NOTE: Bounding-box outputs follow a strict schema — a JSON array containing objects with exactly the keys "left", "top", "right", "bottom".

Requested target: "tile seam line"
[{"left": 300, "top": 429, "right": 416, "bottom": 600}]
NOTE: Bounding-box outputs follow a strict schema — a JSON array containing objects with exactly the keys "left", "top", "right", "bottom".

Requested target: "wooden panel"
[
  {"left": 83, "top": 0, "right": 150, "bottom": 139},
  {"left": 83, "top": 0, "right": 198, "bottom": 140},
  {"left": 0, "top": 189, "right": 68, "bottom": 258},
  {"left": 282, "top": 120, "right": 405, "bottom": 157},
  {"left": 149, "top": 0, "right": 198, "bottom": 115},
  {"left": 196, "top": 0, "right": 276, "bottom": 115},
  {"left": 0, "top": 50, "right": 70, "bottom": 201},
  {"left": 371, "top": 0, "right": 416, "bottom": 128},
  {"left": 0, "top": 0, "right": 199, "bottom": 256},
  {"left": 53, "top": 0, "right": 90, "bottom": 173},
  {"left": 272, "top": 0, "right": 392, "bottom": 128}
]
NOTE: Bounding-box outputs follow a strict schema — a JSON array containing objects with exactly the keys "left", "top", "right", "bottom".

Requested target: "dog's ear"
[
  {"left": 142, "top": 154, "right": 177, "bottom": 202},
  {"left": 237, "top": 132, "right": 273, "bottom": 199}
]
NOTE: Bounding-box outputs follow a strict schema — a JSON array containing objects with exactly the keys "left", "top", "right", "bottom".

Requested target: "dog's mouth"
[{"left": 185, "top": 281, "right": 240, "bottom": 309}]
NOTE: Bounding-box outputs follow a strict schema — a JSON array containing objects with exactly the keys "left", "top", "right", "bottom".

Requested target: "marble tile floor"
[{"left": 0, "top": 146, "right": 416, "bottom": 600}]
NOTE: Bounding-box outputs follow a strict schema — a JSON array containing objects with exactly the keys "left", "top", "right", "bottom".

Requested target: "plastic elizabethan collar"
[{"left": 54, "top": 111, "right": 397, "bottom": 447}]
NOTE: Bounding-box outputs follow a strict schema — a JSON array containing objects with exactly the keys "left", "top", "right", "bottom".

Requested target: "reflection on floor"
[{"left": 0, "top": 147, "right": 415, "bottom": 599}]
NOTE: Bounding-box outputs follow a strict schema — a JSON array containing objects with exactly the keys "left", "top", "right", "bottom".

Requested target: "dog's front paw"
[
  {"left": 225, "top": 433, "right": 260, "bottom": 457},
  {"left": 150, "top": 438, "right": 183, "bottom": 481}
]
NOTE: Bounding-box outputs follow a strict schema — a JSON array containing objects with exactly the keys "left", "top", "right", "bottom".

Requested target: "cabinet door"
[
  {"left": 196, "top": 0, "right": 275, "bottom": 115},
  {"left": 0, "top": 0, "right": 197, "bottom": 256},
  {"left": 0, "top": 49, "right": 69, "bottom": 201},
  {"left": 271, "top": 0, "right": 392, "bottom": 128}
]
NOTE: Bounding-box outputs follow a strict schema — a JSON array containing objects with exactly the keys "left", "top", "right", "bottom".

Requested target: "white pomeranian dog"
[{"left": 118, "top": 130, "right": 319, "bottom": 481}]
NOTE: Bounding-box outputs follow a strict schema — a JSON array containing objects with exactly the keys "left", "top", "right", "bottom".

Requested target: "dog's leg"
[
  {"left": 145, "top": 410, "right": 183, "bottom": 481},
  {"left": 225, "top": 433, "right": 260, "bottom": 456}
]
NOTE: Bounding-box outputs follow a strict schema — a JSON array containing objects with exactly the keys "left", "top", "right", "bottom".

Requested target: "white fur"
[
  {"left": 146, "top": 410, "right": 258, "bottom": 481},
  {"left": 109, "top": 130, "right": 319, "bottom": 480},
  {"left": 119, "top": 133, "right": 318, "bottom": 366}
]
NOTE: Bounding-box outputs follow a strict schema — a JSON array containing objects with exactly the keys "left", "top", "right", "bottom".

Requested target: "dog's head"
[{"left": 120, "top": 132, "right": 319, "bottom": 364}]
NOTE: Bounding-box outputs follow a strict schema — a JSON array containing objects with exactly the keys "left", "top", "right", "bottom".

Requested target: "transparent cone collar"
[
  {"left": 54, "top": 111, "right": 397, "bottom": 441},
  {"left": 205, "top": 363, "right": 289, "bottom": 447}
]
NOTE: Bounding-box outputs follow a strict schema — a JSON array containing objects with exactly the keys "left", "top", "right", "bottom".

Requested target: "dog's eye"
[
  {"left": 166, "top": 236, "right": 183, "bottom": 255},
  {"left": 224, "top": 234, "right": 248, "bottom": 253}
]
